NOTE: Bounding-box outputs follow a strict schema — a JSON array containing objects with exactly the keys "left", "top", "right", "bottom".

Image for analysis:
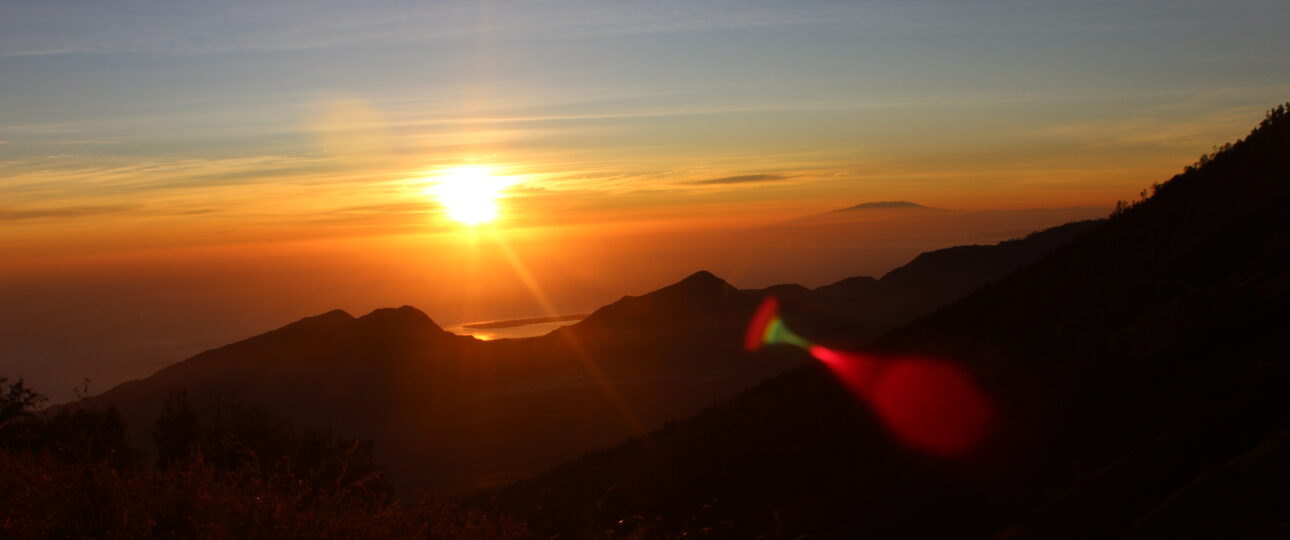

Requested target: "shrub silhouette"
[
  {"left": 0, "top": 379, "right": 528, "bottom": 539},
  {"left": 153, "top": 389, "right": 388, "bottom": 503}
]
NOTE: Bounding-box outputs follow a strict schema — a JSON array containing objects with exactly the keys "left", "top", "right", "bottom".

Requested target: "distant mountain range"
[
  {"left": 74, "top": 216, "right": 1099, "bottom": 492},
  {"left": 483, "top": 106, "right": 1290, "bottom": 538}
]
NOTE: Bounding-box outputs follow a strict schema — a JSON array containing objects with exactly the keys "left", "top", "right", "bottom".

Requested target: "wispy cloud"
[
  {"left": 692, "top": 174, "right": 787, "bottom": 185},
  {"left": 0, "top": 1, "right": 874, "bottom": 58},
  {"left": 0, "top": 204, "right": 138, "bottom": 222}
]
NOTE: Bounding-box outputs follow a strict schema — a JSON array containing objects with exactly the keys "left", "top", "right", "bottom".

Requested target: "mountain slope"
[
  {"left": 79, "top": 275, "right": 791, "bottom": 492},
  {"left": 804, "top": 219, "right": 1102, "bottom": 340},
  {"left": 484, "top": 105, "right": 1290, "bottom": 538}
]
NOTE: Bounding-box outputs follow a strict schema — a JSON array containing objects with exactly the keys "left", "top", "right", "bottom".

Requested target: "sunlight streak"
[{"left": 486, "top": 229, "right": 649, "bottom": 437}]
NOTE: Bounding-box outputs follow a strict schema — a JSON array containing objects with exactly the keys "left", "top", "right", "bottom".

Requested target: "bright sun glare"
[{"left": 428, "top": 166, "right": 509, "bottom": 225}]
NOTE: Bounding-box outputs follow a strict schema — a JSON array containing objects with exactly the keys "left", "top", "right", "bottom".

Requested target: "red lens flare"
[
  {"left": 749, "top": 297, "right": 994, "bottom": 457},
  {"left": 864, "top": 357, "right": 993, "bottom": 456},
  {"left": 745, "top": 296, "right": 780, "bottom": 351},
  {"left": 808, "top": 345, "right": 881, "bottom": 394}
]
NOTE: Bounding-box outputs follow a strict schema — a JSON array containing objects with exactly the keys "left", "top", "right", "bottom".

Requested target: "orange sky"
[{"left": 2, "top": 95, "right": 1277, "bottom": 265}]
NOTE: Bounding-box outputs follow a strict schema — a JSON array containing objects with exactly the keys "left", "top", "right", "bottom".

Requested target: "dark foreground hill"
[
  {"left": 483, "top": 106, "right": 1290, "bottom": 538},
  {"left": 71, "top": 219, "right": 1094, "bottom": 493}
]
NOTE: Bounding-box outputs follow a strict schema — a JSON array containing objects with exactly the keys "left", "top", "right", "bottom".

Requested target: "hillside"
[
  {"left": 483, "top": 106, "right": 1290, "bottom": 538},
  {"left": 805, "top": 219, "right": 1101, "bottom": 342},
  {"left": 77, "top": 275, "right": 791, "bottom": 493}
]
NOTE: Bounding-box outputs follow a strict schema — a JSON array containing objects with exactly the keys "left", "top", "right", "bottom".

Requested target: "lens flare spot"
[
  {"left": 745, "top": 296, "right": 780, "bottom": 351},
  {"left": 809, "top": 345, "right": 880, "bottom": 394},
  {"left": 866, "top": 359, "right": 993, "bottom": 456},
  {"left": 748, "top": 296, "right": 995, "bottom": 457}
]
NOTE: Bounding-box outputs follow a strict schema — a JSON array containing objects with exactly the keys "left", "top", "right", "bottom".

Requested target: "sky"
[{"left": 2, "top": 0, "right": 1289, "bottom": 400}]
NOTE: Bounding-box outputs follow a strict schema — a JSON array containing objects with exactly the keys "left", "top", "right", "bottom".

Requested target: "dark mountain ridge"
[
  {"left": 803, "top": 219, "right": 1102, "bottom": 343},
  {"left": 482, "top": 105, "right": 1290, "bottom": 538},
  {"left": 74, "top": 210, "right": 1103, "bottom": 493}
]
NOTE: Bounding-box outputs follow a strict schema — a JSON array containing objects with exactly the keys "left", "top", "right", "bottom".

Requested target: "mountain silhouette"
[
  {"left": 778, "top": 199, "right": 945, "bottom": 227},
  {"left": 833, "top": 200, "right": 931, "bottom": 211},
  {"left": 483, "top": 105, "right": 1290, "bottom": 538},
  {"left": 73, "top": 216, "right": 1096, "bottom": 492},
  {"left": 76, "top": 270, "right": 788, "bottom": 491}
]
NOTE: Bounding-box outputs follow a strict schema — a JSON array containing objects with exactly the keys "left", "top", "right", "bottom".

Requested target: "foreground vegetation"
[{"left": 0, "top": 378, "right": 526, "bottom": 539}]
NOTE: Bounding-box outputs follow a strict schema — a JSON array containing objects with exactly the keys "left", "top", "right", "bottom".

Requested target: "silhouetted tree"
[
  {"left": 0, "top": 377, "right": 46, "bottom": 452},
  {"left": 152, "top": 388, "right": 202, "bottom": 470},
  {"left": 0, "top": 377, "right": 44, "bottom": 433},
  {"left": 0, "top": 378, "right": 139, "bottom": 468}
]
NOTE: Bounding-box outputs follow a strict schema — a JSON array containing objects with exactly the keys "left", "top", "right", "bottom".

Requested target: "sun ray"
[{"left": 486, "top": 228, "right": 649, "bottom": 437}]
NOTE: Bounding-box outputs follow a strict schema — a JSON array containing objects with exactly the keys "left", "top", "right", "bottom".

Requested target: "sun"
[{"left": 427, "top": 166, "right": 509, "bottom": 225}]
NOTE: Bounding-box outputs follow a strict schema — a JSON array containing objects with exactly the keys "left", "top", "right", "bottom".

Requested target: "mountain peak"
[
  {"left": 357, "top": 305, "right": 441, "bottom": 330},
  {"left": 837, "top": 201, "right": 927, "bottom": 211},
  {"left": 680, "top": 270, "right": 724, "bottom": 286},
  {"left": 574, "top": 270, "right": 743, "bottom": 331},
  {"left": 663, "top": 270, "right": 739, "bottom": 297},
  {"left": 646, "top": 270, "right": 737, "bottom": 303}
]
